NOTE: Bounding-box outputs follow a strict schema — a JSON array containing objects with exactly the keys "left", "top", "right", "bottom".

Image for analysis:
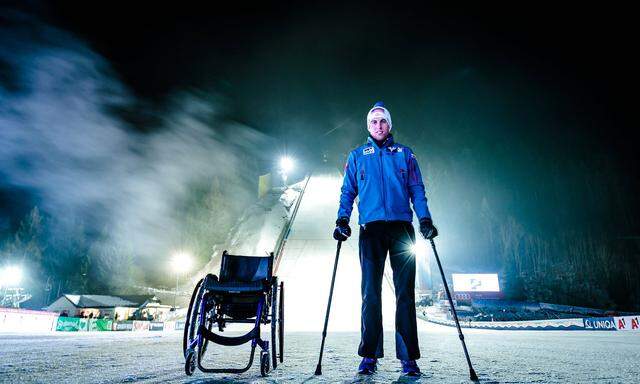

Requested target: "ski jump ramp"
[{"left": 276, "top": 169, "right": 423, "bottom": 332}]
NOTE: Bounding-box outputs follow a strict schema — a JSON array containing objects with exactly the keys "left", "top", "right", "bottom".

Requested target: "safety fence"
[
  {"left": 7, "top": 307, "right": 639, "bottom": 333},
  {"left": 0, "top": 307, "right": 59, "bottom": 332},
  {"left": 1, "top": 308, "right": 186, "bottom": 333},
  {"left": 419, "top": 312, "right": 640, "bottom": 331},
  {"left": 54, "top": 319, "right": 186, "bottom": 332}
]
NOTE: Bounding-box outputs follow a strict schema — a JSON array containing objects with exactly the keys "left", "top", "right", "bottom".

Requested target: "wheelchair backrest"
[{"left": 219, "top": 251, "right": 274, "bottom": 283}]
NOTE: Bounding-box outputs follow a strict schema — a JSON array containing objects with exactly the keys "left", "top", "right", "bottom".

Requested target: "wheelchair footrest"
[{"left": 200, "top": 324, "right": 259, "bottom": 346}]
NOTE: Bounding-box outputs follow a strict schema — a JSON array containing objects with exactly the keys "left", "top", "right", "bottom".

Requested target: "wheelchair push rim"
[{"left": 183, "top": 277, "right": 205, "bottom": 357}]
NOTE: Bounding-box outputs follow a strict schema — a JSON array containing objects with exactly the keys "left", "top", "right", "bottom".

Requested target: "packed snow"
[{"left": 1, "top": 325, "right": 639, "bottom": 383}]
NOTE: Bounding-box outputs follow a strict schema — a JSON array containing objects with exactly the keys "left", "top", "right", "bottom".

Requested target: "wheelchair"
[{"left": 182, "top": 251, "right": 284, "bottom": 377}]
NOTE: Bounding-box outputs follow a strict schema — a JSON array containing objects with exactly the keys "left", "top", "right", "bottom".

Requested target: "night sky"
[
  {"left": 46, "top": 3, "right": 638, "bottom": 184},
  {"left": 43, "top": 2, "right": 639, "bottom": 230},
  {"left": 44, "top": 3, "right": 635, "bottom": 130},
  {"left": 2, "top": 2, "right": 639, "bottom": 308}
]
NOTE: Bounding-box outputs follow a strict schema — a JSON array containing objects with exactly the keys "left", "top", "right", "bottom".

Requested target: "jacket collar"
[{"left": 367, "top": 134, "right": 394, "bottom": 149}]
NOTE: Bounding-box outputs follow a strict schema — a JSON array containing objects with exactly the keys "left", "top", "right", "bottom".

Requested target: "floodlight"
[
  {"left": 279, "top": 156, "right": 294, "bottom": 173},
  {"left": 171, "top": 251, "right": 193, "bottom": 273}
]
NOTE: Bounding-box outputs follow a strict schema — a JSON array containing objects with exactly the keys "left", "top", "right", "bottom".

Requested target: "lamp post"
[{"left": 170, "top": 251, "right": 193, "bottom": 309}]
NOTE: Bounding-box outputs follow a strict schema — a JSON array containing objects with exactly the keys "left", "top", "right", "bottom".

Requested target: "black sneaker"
[
  {"left": 401, "top": 360, "right": 421, "bottom": 377},
  {"left": 358, "top": 357, "right": 377, "bottom": 375}
]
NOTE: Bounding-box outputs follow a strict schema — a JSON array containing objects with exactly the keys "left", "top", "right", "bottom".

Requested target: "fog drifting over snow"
[{"left": 0, "top": 11, "right": 272, "bottom": 264}]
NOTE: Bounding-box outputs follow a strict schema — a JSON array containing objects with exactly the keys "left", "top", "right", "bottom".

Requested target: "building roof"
[{"left": 62, "top": 294, "right": 156, "bottom": 308}]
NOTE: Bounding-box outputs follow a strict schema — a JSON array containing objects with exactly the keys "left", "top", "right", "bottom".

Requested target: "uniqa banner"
[
  {"left": 583, "top": 317, "right": 616, "bottom": 331},
  {"left": 613, "top": 315, "right": 640, "bottom": 331}
]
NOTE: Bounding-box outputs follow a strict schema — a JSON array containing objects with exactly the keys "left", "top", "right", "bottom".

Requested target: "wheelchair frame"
[{"left": 182, "top": 251, "right": 284, "bottom": 377}]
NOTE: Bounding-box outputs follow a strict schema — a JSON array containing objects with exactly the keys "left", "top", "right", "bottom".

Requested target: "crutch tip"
[{"left": 470, "top": 368, "right": 479, "bottom": 381}]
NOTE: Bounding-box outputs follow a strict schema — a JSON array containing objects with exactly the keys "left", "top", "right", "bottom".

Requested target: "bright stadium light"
[
  {"left": 279, "top": 156, "right": 294, "bottom": 173},
  {"left": 278, "top": 156, "right": 295, "bottom": 188},
  {"left": 0, "top": 265, "right": 23, "bottom": 288},
  {"left": 170, "top": 251, "right": 193, "bottom": 309},
  {"left": 171, "top": 251, "right": 193, "bottom": 273}
]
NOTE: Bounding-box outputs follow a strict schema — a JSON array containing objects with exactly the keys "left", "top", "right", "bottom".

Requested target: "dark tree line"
[{"left": 402, "top": 76, "right": 640, "bottom": 312}]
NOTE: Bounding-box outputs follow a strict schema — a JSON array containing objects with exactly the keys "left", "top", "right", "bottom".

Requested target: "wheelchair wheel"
[
  {"left": 278, "top": 281, "right": 284, "bottom": 363},
  {"left": 183, "top": 278, "right": 205, "bottom": 357},
  {"left": 184, "top": 348, "right": 196, "bottom": 376},
  {"left": 260, "top": 350, "right": 270, "bottom": 377},
  {"left": 270, "top": 277, "right": 278, "bottom": 369}
]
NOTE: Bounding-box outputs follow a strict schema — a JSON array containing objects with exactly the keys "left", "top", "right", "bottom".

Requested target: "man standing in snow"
[{"left": 333, "top": 101, "right": 438, "bottom": 376}]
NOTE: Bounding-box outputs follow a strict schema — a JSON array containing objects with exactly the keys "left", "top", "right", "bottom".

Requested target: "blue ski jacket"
[{"left": 337, "top": 135, "right": 432, "bottom": 225}]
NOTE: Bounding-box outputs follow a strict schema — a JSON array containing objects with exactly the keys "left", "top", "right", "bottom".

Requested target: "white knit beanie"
[{"left": 366, "top": 101, "right": 392, "bottom": 130}]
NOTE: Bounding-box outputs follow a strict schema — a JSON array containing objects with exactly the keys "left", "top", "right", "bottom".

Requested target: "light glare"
[
  {"left": 0, "top": 266, "right": 23, "bottom": 287},
  {"left": 412, "top": 239, "right": 428, "bottom": 259},
  {"left": 280, "top": 156, "right": 294, "bottom": 173},
  {"left": 170, "top": 251, "right": 193, "bottom": 273}
]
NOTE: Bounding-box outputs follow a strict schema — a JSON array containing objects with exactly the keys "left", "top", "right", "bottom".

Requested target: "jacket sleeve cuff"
[{"left": 337, "top": 216, "right": 350, "bottom": 223}]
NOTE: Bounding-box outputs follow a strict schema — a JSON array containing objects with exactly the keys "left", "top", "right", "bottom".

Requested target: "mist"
[{"left": 0, "top": 10, "right": 274, "bottom": 302}]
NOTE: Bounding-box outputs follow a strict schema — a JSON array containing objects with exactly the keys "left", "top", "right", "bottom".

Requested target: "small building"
[{"left": 45, "top": 294, "right": 172, "bottom": 321}]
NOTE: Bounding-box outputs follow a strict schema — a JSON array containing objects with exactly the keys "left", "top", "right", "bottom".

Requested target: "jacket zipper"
[{"left": 379, "top": 148, "right": 388, "bottom": 220}]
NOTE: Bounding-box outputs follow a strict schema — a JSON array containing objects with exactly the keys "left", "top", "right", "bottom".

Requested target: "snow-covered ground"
[
  {"left": 1, "top": 324, "right": 639, "bottom": 383},
  {"left": 3, "top": 171, "right": 638, "bottom": 383}
]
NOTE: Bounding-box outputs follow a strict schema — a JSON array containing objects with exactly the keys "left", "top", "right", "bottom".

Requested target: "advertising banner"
[
  {"left": 163, "top": 321, "right": 176, "bottom": 331},
  {"left": 79, "top": 318, "right": 89, "bottom": 331},
  {"left": 113, "top": 321, "right": 134, "bottom": 331},
  {"left": 133, "top": 320, "right": 150, "bottom": 331},
  {"left": 614, "top": 315, "right": 640, "bottom": 331},
  {"left": 452, "top": 274, "right": 500, "bottom": 292},
  {"left": 149, "top": 322, "right": 164, "bottom": 331},
  {"left": 258, "top": 173, "right": 272, "bottom": 199},
  {"left": 56, "top": 317, "right": 86, "bottom": 332},
  {"left": 583, "top": 317, "right": 617, "bottom": 331},
  {"left": 88, "top": 319, "right": 113, "bottom": 331}
]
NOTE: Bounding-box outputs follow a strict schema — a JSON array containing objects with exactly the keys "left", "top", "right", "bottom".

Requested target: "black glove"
[
  {"left": 333, "top": 217, "right": 351, "bottom": 241},
  {"left": 419, "top": 217, "right": 438, "bottom": 239}
]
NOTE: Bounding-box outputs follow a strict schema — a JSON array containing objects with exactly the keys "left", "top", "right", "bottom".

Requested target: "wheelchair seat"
[
  {"left": 203, "top": 252, "right": 273, "bottom": 293},
  {"left": 204, "top": 279, "right": 266, "bottom": 293}
]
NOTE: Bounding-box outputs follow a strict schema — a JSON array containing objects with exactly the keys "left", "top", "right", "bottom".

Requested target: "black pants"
[{"left": 358, "top": 220, "right": 420, "bottom": 360}]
